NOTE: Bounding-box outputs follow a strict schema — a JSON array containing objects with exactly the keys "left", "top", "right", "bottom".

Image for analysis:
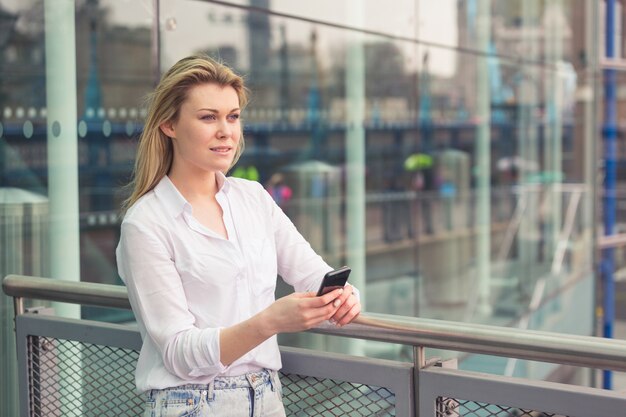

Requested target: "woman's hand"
[
  {"left": 262, "top": 288, "right": 344, "bottom": 335},
  {"left": 329, "top": 284, "right": 361, "bottom": 327}
]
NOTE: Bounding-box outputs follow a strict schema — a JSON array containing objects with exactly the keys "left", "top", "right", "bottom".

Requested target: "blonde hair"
[{"left": 122, "top": 55, "right": 248, "bottom": 213}]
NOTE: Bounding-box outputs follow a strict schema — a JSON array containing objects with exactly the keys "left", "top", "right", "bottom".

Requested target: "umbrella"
[{"left": 404, "top": 153, "right": 433, "bottom": 171}]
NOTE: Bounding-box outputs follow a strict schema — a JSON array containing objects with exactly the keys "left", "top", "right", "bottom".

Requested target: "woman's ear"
[{"left": 160, "top": 121, "right": 175, "bottom": 138}]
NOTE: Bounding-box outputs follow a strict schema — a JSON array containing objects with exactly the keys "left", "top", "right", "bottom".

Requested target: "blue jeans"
[{"left": 144, "top": 369, "right": 286, "bottom": 417}]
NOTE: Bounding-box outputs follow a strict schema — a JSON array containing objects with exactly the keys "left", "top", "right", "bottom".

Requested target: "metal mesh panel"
[
  {"left": 24, "top": 334, "right": 398, "bottom": 416},
  {"left": 27, "top": 335, "right": 143, "bottom": 417},
  {"left": 436, "top": 396, "right": 569, "bottom": 417},
  {"left": 280, "top": 371, "right": 396, "bottom": 416}
]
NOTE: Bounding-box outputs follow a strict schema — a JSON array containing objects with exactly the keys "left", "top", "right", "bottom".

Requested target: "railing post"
[
  {"left": 414, "top": 346, "right": 425, "bottom": 416},
  {"left": 12, "top": 297, "right": 23, "bottom": 351},
  {"left": 13, "top": 297, "right": 24, "bottom": 318}
]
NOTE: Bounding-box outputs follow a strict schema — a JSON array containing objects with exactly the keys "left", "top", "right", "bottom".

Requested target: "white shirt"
[{"left": 116, "top": 173, "right": 333, "bottom": 392}]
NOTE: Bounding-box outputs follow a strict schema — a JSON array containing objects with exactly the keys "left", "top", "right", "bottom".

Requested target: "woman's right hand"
[{"left": 262, "top": 289, "right": 344, "bottom": 334}]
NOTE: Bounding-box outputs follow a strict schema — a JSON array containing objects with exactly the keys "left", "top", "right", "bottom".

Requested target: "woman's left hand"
[{"left": 329, "top": 284, "right": 361, "bottom": 326}]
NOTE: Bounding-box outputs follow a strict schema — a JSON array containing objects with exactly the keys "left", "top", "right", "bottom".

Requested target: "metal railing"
[
  {"left": 5, "top": 274, "right": 626, "bottom": 417},
  {"left": 5, "top": 274, "right": 626, "bottom": 372}
]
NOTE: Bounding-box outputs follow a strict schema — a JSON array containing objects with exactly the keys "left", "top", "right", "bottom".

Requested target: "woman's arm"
[{"left": 219, "top": 289, "right": 344, "bottom": 365}]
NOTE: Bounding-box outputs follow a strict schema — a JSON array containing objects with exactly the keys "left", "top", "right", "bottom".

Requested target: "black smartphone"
[{"left": 316, "top": 266, "right": 351, "bottom": 296}]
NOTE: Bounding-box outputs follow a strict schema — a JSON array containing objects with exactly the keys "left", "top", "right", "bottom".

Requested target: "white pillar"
[
  {"left": 543, "top": 1, "right": 564, "bottom": 263},
  {"left": 343, "top": 0, "right": 366, "bottom": 356},
  {"left": 45, "top": 3, "right": 82, "bottom": 414},
  {"left": 45, "top": 0, "right": 81, "bottom": 319},
  {"left": 475, "top": 0, "right": 492, "bottom": 314},
  {"left": 518, "top": 0, "right": 540, "bottom": 295}
]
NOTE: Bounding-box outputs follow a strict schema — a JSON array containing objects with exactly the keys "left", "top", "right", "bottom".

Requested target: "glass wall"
[{"left": 0, "top": 0, "right": 600, "bottom": 412}]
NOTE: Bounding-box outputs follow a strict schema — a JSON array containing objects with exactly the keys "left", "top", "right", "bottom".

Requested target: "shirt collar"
[
  {"left": 154, "top": 175, "right": 189, "bottom": 218},
  {"left": 215, "top": 171, "right": 231, "bottom": 194},
  {"left": 153, "top": 172, "right": 231, "bottom": 218}
]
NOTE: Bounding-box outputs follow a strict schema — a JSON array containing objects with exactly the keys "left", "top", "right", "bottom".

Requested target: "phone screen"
[{"left": 316, "top": 266, "right": 351, "bottom": 296}]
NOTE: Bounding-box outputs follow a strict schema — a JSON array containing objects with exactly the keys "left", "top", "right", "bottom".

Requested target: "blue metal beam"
[{"left": 602, "top": 0, "right": 617, "bottom": 390}]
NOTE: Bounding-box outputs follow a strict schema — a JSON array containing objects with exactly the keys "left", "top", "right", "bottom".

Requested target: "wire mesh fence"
[
  {"left": 26, "top": 335, "right": 397, "bottom": 416},
  {"left": 436, "top": 396, "right": 567, "bottom": 417},
  {"left": 280, "top": 372, "right": 396, "bottom": 416},
  {"left": 27, "top": 335, "right": 142, "bottom": 417}
]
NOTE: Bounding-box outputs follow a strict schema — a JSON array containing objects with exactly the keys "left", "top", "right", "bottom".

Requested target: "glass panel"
[
  {"left": 0, "top": 0, "right": 154, "bottom": 322},
  {"left": 159, "top": 0, "right": 596, "bottom": 365},
  {"left": 416, "top": 0, "right": 596, "bottom": 378},
  {"left": 1, "top": 0, "right": 154, "bottom": 409},
  {"left": 1, "top": 3, "right": 48, "bottom": 416},
  {"left": 73, "top": 0, "right": 154, "bottom": 321},
  {"left": 0, "top": 0, "right": 599, "bottom": 394}
]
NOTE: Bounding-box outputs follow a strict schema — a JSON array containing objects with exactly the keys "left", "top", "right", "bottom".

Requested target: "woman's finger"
[
  {"left": 335, "top": 302, "right": 361, "bottom": 326},
  {"left": 330, "top": 294, "right": 360, "bottom": 325}
]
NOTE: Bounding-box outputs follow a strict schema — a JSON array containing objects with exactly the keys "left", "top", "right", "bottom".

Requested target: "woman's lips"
[{"left": 210, "top": 146, "right": 231, "bottom": 153}]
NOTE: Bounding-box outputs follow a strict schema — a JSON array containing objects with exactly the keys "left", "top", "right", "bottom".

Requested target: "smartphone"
[{"left": 316, "top": 266, "right": 351, "bottom": 296}]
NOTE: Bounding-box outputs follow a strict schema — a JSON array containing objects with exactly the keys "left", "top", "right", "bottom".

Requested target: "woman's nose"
[{"left": 217, "top": 120, "right": 231, "bottom": 139}]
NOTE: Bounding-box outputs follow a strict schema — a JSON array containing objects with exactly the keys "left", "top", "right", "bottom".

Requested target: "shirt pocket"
[{"left": 243, "top": 236, "right": 278, "bottom": 296}]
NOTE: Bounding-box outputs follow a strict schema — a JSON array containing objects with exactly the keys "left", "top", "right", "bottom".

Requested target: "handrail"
[
  {"left": 3, "top": 275, "right": 130, "bottom": 310},
  {"left": 5, "top": 274, "right": 626, "bottom": 372}
]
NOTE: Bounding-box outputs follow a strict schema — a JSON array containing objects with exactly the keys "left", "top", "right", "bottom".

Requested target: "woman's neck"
[{"left": 168, "top": 169, "right": 219, "bottom": 204}]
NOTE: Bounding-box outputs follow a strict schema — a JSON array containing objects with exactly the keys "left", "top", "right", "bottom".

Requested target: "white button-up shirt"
[{"left": 116, "top": 173, "right": 333, "bottom": 392}]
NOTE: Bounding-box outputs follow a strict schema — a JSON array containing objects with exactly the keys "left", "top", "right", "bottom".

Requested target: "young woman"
[{"left": 116, "top": 55, "right": 361, "bottom": 416}]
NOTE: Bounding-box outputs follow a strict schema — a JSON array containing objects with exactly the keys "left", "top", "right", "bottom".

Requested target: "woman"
[{"left": 116, "top": 54, "right": 361, "bottom": 416}]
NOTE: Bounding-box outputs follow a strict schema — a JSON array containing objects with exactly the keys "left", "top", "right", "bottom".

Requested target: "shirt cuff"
[{"left": 188, "top": 327, "right": 228, "bottom": 377}]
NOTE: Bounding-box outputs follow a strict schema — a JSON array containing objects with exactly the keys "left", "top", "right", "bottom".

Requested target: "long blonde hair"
[{"left": 122, "top": 55, "right": 248, "bottom": 213}]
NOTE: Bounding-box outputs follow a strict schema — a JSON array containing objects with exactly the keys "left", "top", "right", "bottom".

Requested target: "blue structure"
[{"left": 602, "top": 0, "right": 618, "bottom": 390}]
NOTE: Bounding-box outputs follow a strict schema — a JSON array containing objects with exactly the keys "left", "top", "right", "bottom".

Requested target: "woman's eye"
[
  {"left": 200, "top": 114, "right": 216, "bottom": 121},
  {"left": 228, "top": 114, "right": 240, "bottom": 121}
]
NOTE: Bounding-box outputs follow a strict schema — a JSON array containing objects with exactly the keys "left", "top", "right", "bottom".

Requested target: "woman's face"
[{"left": 162, "top": 83, "right": 241, "bottom": 176}]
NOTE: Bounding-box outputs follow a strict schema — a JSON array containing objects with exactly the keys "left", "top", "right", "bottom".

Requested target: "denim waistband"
[{"left": 159, "top": 369, "right": 277, "bottom": 393}]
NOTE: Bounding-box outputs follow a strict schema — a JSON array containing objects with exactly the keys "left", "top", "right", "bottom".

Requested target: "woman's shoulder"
[{"left": 120, "top": 190, "right": 162, "bottom": 227}]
